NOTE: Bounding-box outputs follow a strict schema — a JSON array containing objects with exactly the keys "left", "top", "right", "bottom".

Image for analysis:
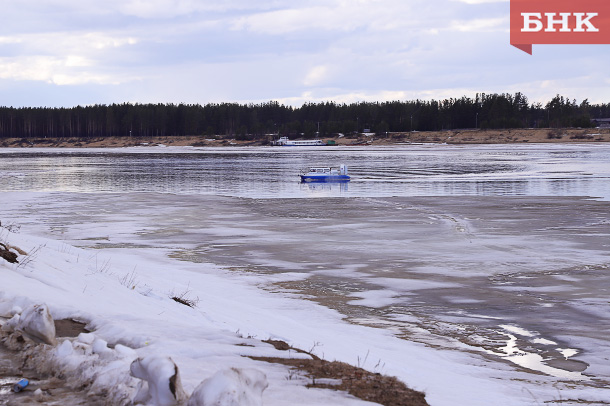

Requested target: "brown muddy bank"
[{"left": 1, "top": 128, "right": 609, "bottom": 148}]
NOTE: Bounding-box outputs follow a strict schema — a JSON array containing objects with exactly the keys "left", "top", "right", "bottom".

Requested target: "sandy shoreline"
[{"left": 1, "top": 128, "right": 610, "bottom": 148}]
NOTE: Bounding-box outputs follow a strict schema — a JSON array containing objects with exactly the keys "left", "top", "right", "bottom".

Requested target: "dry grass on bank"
[
  {"left": 1, "top": 128, "right": 609, "bottom": 149},
  {"left": 252, "top": 339, "right": 430, "bottom": 406}
]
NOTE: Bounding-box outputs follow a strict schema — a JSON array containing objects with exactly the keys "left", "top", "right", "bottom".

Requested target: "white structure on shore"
[{"left": 271, "top": 136, "right": 324, "bottom": 146}]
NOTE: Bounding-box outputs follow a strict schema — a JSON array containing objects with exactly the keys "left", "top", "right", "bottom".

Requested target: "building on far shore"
[{"left": 591, "top": 118, "right": 610, "bottom": 128}]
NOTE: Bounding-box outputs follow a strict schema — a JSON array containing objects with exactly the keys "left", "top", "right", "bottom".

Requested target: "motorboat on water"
[{"left": 300, "top": 164, "right": 350, "bottom": 182}]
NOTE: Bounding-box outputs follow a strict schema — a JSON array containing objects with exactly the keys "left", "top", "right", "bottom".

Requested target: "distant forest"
[{"left": 1, "top": 93, "right": 609, "bottom": 140}]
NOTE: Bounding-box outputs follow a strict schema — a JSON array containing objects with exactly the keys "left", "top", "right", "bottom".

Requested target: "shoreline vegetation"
[
  {"left": 1, "top": 95, "right": 608, "bottom": 141},
  {"left": 2, "top": 128, "right": 610, "bottom": 148}
]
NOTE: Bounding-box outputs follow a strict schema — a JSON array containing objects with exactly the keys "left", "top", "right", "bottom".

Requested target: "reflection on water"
[
  {"left": 494, "top": 325, "right": 587, "bottom": 380},
  {"left": 1, "top": 144, "right": 609, "bottom": 199},
  {"left": 299, "top": 182, "right": 349, "bottom": 195}
]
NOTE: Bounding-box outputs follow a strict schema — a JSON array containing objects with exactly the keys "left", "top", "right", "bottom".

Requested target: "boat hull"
[{"left": 300, "top": 175, "right": 350, "bottom": 183}]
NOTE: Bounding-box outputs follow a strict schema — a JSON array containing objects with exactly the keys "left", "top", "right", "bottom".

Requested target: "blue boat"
[{"left": 300, "top": 164, "right": 350, "bottom": 183}]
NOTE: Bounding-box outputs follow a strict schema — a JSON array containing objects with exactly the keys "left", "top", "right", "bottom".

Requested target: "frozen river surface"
[{"left": 2, "top": 144, "right": 610, "bottom": 403}]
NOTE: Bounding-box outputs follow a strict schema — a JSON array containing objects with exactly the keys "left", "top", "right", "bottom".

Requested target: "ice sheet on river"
[{"left": 2, "top": 191, "right": 610, "bottom": 405}]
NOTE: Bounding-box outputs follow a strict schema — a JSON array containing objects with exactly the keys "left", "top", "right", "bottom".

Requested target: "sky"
[{"left": 0, "top": 0, "right": 609, "bottom": 108}]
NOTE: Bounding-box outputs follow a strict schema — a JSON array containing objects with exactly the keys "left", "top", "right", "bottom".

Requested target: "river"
[{"left": 2, "top": 143, "right": 610, "bottom": 399}]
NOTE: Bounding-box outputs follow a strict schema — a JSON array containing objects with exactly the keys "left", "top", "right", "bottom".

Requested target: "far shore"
[{"left": 1, "top": 128, "right": 610, "bottom": 148}]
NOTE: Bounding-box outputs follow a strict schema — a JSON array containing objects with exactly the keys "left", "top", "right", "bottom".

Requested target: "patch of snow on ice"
[
  {"left": 532, "top": 338, "right": 557, "bottom": 346},
  {"left": 558, "top": 348, "right": 579, "bottom": 359},
  {"left": 347, "top": 290, "right": 403, "bottom": 308},
  {"left": 500, "top": 324, "right": 536, "bottom": 337}
]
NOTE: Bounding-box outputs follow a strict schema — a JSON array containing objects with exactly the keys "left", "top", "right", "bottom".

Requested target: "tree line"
[{"left": 1, "top": 93, "right": 607, "bottom": 140}]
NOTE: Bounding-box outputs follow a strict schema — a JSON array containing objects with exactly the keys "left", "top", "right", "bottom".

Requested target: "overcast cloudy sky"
[{"left": 0, "top": 0, "right": 608, "bottom": 107}]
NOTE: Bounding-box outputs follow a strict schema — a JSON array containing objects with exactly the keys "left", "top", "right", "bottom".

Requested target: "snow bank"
[
  {"left": 16, "top": 303, "right": 57, "bottom": 345},
  {"left": 2, "top": 327, "right": 136, "bottom": 405},
  {"left": 130, "top": 355, "right": 187, "bottom": 406},
  {"left": 2, "top": 223, "right": 604, "bottom": 405},
  {"left": 188, "top": 368, "right": 268, "bottom": 406},
  {"left": 0, "top": 229, "right": 396, "bottom": 405}
]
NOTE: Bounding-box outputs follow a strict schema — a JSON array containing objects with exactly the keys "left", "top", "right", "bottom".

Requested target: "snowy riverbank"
[
  {"left": 3, "top": 228, "right": 426, "bottom": 405},
  {"left": 2, "top": 189, "right": 610, "bottom": 405},
  {"left": 0, "top": 219, "right": 553, "bottom": 406}
]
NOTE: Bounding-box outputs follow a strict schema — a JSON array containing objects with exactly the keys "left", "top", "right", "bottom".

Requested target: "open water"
[{"left": 1, "top": 144, "right": 609, "bottom": 200}]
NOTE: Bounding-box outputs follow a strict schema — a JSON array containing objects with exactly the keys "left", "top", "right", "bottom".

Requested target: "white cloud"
[
  {"left": 49, "top": 72, "right": 127, "bottom": 86},
  {"left": 230, "top": 6, "right": 359, "bottom": 34},
  {"left": 229, "top": 0, "right": 426, "bottom": 35},
  {"left": 85, "top": 33, "right": 139, "bottom": 50},
  {"left": 303, "top": 65, "right": 330, "bottom": 87},
  {"left": 12, "top": 31, "right": 139, "bottom": 54},
  {"left": 0, "top": 56, "right": 137, "bottom": 85},
  {"left": 114, "top": 0, "right": 286, "bottom": 19},
  {"left": 117, "top": 0, "right": 210, "bottom": 19},
  {"left": 273, "top": 89, "right": 412, "bottom": 106},
  {"left": 0, "top": 36, "right": 23, "bottom": 44},
  {"left": 449, "top": 17, "right": 507, "bottom": 32},
  {"left": 63, "top": 55, "right": 92, "bottom": 67},
  {"left": 0, "top": 31, "right": 139, "bottom": 86}
]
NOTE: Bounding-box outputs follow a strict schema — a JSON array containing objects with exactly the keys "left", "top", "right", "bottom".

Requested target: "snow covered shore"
[
  {"left": 1, "top": 213, "right": 606, "bottom": 406},
  {"left": 2, "top": 229, "right": 397, "bottom": 405},
  {"left": 0, "top": 227, "right": 492, "bottom": 405}
]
